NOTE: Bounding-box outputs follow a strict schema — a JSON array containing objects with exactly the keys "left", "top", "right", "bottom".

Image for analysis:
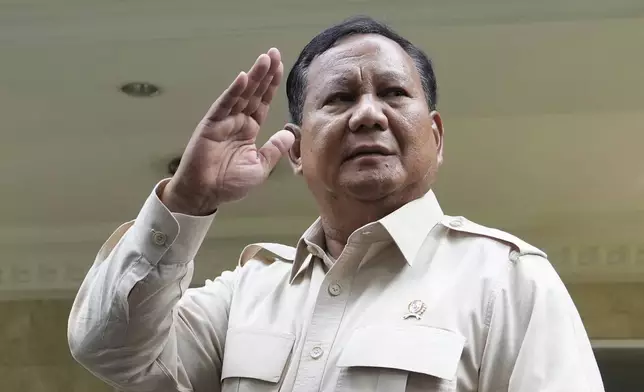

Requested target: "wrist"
[{"left": 160, "top": 179, "right": 218, "bottom": 216}]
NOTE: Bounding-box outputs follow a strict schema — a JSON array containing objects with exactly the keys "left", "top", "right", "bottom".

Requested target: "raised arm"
[{"left": 68, "top": 48, "right": 293, "bottom": 392}]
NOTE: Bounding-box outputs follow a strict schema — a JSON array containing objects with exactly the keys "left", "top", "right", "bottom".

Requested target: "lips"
[{"left": 344, "top": 145, "right": 394, "bottom": 161}]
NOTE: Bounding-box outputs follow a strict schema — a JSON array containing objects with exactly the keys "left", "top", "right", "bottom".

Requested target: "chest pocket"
[
  {"left": 221, "top": 328, "right": 295, "bottom": 392},
  {"left": 335, "top": 325, "right": 465, "bottom": 392}
]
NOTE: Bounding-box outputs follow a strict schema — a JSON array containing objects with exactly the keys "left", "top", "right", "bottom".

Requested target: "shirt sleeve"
[
  {"left": 479, "top": 254, "right": 605, "bottom": 392},
  {"left": 68, "top": 179, "right": 236, "bottom": 392}
]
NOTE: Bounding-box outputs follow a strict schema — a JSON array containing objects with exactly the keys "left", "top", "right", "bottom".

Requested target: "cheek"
[
  {"left": 300, "top": 130, "right": 332, "bottom": 179},
  {"left": 397, "top": 125, "right": 438, "bottom": 172},
  {"left": 394, "top": 115, "right": 434, "bottom": 156},
  {"left": 302, "top": 119, "right": 344, "bottom": 168}
]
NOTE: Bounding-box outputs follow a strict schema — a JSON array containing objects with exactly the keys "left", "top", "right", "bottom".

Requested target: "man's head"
[{"left": 285, "top": 16, "right": 444, "bottom": 209}]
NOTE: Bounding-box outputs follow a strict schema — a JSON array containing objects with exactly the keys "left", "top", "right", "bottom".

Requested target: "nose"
[{"left": 348, "top": 94, "right": 389, "bottom": 132}]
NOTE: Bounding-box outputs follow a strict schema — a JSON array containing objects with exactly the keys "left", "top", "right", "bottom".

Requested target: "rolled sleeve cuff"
[{"left": 129, "top": 179, "right": 216, "bottom": 265}]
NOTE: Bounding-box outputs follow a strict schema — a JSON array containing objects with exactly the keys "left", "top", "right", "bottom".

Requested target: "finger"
[
  {"left": 231, "top": 54, "right": 272, "bottom": 114},
  {"left": 261, "top": 61, "right": 284, "bottom": 105},
  {"left": 245, "top": 62, "right": 283, "bottom": 117},
  {"left": 250, "top": 62, "right": 284, "bottom": 124},
  {"left": 233, "top": 50, "right": 280, "bottom": 114},
  {"left": 256, "top": 56, "right": 282, "bottom": 100},
  {"left": 204, "top": 71, "right": 248, "bottom": 121},
  {"left": 258, "top": 129, "right": 295, "bottom": 175},
  {"left": 266, "top": 47, "right": 281, "bottom": 68}
]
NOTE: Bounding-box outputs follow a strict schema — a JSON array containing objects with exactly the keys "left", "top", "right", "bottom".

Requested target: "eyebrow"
[
  {"left": 330, "top": 69, "right": 409, "bottom": 88},
  {"left": 311, "top": 74, "right": 355, "bottom": 103},
  {"left": 312, "top": 68, "right": 412, "bottom": 102},
  {"left": 324, "top": 74, "right": 355, "bottom": 90},
  {"left": 375, "top": 70, "right": 409, "bottom": 83}
]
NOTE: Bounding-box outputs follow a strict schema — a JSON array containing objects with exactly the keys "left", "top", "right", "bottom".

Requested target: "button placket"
[
  {"left": 291, "top": 244, "right": 365, "bottom": 392},
  {"left": 328, "top": 282, "right": 342, "bottom": 296},
  {"left": 310, "top": 346, "right": 324, "bottom": 359}
]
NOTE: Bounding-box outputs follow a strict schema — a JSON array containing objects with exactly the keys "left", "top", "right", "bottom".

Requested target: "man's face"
[{"left": 296, "top": 34, "right": 443, "bottom": 202}]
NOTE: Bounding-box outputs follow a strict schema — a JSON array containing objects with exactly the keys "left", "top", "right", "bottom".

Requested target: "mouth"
[{"left": 344, "top": 145, "right": 394, "bottom": 161}]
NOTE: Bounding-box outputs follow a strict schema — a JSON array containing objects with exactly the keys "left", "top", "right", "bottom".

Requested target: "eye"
[
  {"left": 324, "top": 92, "right": 354, "bottom": 106},
  {"left": 380, "top": 87, "right": 408, "bottom": 98}
]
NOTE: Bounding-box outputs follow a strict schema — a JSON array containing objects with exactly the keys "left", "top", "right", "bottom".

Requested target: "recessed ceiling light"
[{"left": 119, "top": 82, "right": 161, "bottom": 97}]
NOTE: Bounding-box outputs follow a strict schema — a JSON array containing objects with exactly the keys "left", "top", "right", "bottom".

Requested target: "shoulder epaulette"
[
  {"left": 440, "top": 215, "right": 547, "bottom": 259},
  {"left": 238, "top": 242, "right": 296, "bottom": 267}
]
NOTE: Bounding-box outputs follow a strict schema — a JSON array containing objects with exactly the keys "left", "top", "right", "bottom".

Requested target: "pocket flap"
[
  {"left": 337, "top": 325, "right": 465, "bottom": 380},
  {"left": 221, "top": 328, "right": 295, "bottom": 383}
]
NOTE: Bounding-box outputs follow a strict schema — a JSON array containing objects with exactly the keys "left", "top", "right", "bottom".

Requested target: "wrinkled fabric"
[{"left": 68, "top": 180, "right": 604, "bottom": 392}]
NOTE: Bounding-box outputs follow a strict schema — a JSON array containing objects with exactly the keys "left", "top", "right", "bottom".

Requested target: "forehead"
[{"left": 306, "top": 34, "right": 419, "bottom": 88}]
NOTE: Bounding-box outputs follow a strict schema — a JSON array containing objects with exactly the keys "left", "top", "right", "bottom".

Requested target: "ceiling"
[{"left": 1, "top": 0, "right": 644, "bottom": 295}]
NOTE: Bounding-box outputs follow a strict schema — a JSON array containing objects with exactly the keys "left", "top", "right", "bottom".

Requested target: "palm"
[{"left": 168, "top": 48, "right": 294, "bottom": 212}]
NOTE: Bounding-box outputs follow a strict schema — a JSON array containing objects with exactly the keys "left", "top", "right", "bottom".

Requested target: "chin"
[{"left": 338, "top": 173, "right": 403, "bottom": 201}]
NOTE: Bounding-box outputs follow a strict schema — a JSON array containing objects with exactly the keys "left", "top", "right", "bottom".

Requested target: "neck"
[
  {"left": 319, "top": 187, "right": 428, "bottom": 259},
  {"left": 321, "top": 205, "right": 386, "bottom": 259}
]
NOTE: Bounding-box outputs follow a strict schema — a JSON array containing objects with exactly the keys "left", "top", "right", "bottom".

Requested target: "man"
[{"left": 68, "top": 16, "right": 604, "bottom": 392}]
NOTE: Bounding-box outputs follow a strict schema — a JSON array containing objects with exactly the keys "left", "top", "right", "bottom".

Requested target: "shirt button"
[
  {"left": 328, "top": 283, "right": 342, "bottom": 296},
  {"left": 310, "top": 346, "right": 324, "bottom": 359},
  {"left": 509, "top": 250, "right": 520, "bottom": 262},
  {"left": 449, "top": 217, "right": 464, "bottom": 228},
  {"left": 306, "top": 244, "right": 317, "bottom": 255},
  {"left": 152, "top": 230, "right": 167, "bottom": 246}
]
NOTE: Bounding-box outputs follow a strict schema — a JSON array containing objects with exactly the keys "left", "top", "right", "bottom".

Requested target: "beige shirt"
[{"left": 68, "top": 181, "right": 605, "bottom": 392}]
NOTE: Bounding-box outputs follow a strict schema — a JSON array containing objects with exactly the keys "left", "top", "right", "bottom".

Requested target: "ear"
[
  {"left": 430, "top": 111, "right": 445, "bottom": 166},
  {"left": 284, "top": 123, "right": 303, "bottom": 175}
]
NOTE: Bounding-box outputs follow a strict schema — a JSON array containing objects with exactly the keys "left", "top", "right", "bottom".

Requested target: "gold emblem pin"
[{"left": 403, "top": 300, "right": 427, "bottom": 320}]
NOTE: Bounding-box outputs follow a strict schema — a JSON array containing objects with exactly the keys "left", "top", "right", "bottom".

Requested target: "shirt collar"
[
  {"left": 290, "top": 217, "right": 325, "bottom": 283},
  {"left": 378, "top": 189, "right": 444, "bottom": 266},
  {"left": 289, "top": 190, "right": 444, "bottom": 283}
]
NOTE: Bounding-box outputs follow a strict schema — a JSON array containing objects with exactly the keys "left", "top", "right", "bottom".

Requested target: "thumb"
[{"left": 258, "top": 129, "right": 295, "bottom": 175}]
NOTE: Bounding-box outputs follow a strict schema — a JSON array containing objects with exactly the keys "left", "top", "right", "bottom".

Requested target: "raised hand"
[{"left": 162, "top": 48, "right": 295, "bottom": 215}]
